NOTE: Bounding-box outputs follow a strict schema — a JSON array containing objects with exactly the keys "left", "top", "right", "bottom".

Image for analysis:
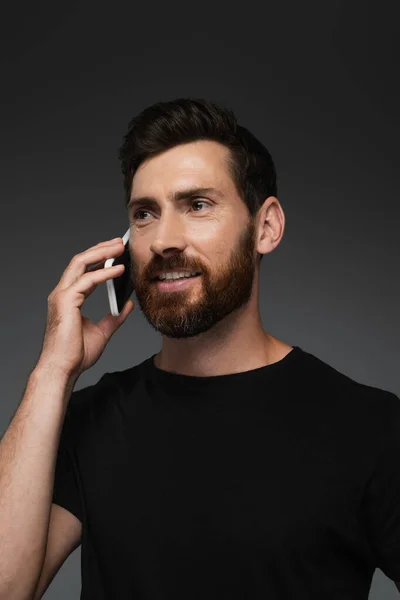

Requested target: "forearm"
[{"left": 0, "top": 365, "right": 76, "bottom": 600}]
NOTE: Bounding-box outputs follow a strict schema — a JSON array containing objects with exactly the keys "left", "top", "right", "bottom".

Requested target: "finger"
[
  {"left": 86, "top": 260, "right": 112, "bottom": 273},
  {"left": 57, "top": 240, "right": 125, "bottom": 291},
  {"left": 62, "top": 263, "right": 126, "bottom": 308},
  {"left": 84, "top": 238, "right": 124, "bottom": 270}
]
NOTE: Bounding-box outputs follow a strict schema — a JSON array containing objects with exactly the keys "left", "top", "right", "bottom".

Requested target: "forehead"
[{"left": 130, "top": 140, "right": 235, "bottom": 197}]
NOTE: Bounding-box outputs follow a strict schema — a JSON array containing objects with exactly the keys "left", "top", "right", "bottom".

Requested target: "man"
[{"left": 47, "top": 98, "right": 400, "bottom": 597}]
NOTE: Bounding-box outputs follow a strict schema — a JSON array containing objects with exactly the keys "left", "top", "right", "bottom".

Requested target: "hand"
[{"left": 37, "top": 238, "right": 134, "bottom": 380}]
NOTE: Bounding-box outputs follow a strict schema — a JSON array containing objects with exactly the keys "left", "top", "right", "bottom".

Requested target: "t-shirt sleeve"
[
  {"left": 52, "top": 398, "right": 83, "bottom": 523},
  {"left": 52, "top": 372, "right": 112, "bottom": 523},
  {"left": 361, "top": 391, "right": 400, "bottom": 581}
]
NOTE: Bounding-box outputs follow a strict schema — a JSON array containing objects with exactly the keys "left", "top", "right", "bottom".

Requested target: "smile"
[{"left": 153, "top": 274, "right": 202, "bottom": 291}]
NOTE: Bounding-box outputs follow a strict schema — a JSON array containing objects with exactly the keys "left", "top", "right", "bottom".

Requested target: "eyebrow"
[{"left": 127, "top": 186, "right": 223, "bottom": 211}]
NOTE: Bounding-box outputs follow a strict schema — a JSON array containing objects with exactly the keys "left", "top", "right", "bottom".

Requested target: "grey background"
[{"left": 1, "top": 0, "right": 399, "bottom": 597}]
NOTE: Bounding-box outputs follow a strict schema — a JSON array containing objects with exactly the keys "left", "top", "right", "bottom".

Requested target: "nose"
[{"left": 149, "top": 214, "right": 189, "bottom": 257}]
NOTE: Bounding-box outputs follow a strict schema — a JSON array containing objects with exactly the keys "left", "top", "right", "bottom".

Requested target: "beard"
[{"left": 130, "top": 217, "right": 259, "bottom": 339}]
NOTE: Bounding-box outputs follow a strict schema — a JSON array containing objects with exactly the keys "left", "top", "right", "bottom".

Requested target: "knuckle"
[
  {"left": 47, "top": 290, "right": 57, "bottom": 303},
  {"left": 72, "top": 253, "right": 85, "bottom": 266},
  {"left": 85, "top": 273, "right": 97, "bottom": 288},
  {"left": 48, "top": 289, "right": 63, "bottom": 305}
]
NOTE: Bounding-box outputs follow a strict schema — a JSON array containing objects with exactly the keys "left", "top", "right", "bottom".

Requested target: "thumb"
[{"left": 97, "top": 299, "right": 135, "bottom": 341}]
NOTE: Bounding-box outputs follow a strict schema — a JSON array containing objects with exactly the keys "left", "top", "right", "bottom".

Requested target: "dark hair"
[{"left": 118, "top": 98, "right": 278, "bottom": 262}]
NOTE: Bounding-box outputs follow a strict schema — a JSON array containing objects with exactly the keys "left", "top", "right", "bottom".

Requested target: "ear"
[{"left": 256, "top": 196, "right": 285, "bottom": 257}]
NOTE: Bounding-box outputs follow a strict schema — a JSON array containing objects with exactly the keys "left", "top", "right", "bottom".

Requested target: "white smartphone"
[{"left": 104, "top": 228, "right": 133, "bottom": 316}]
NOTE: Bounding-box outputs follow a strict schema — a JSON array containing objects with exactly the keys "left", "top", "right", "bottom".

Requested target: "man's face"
[{"left": 127, "top": 140, "right": 260, "bottom": 339}]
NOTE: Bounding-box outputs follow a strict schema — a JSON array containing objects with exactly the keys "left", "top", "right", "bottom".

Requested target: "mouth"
[
  {"left": 151, "top": 273, "right": 202, "bottom": 291},
  {"left": 150, "top": 272, "right": 202, "bottom": 283}
]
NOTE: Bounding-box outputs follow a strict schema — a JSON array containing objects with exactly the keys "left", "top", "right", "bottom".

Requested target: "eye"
[
  {"left": 133, "top": 209, "right": 151, "bottom": 221},
  {"left": 133, "top": 198, "right": 210, "bottom": 221},
  {"left": 191, "top": 199, "right": 209, "bottom": 212}
]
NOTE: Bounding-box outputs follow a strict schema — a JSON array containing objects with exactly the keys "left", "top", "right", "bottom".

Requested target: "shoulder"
[
  {"left": 66, "top": 359, "right": 147, "bottom": 425},
  {"left": 297, "top": 347, "right": 399, "bottom": 414}
]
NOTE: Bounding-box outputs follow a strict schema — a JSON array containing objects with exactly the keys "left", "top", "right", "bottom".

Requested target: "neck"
[{"left": 154, "top": 306, "right": 292, "bottom": 377}]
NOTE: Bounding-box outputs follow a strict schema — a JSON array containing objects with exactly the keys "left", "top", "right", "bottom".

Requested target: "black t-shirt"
[{"left": 52, "top": 345, "right": 400, "bottom": 599}]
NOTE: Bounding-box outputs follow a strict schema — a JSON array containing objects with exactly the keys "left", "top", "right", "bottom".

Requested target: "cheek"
[{"left": 190, "top": 217, "right": 225, "bottom": 243}]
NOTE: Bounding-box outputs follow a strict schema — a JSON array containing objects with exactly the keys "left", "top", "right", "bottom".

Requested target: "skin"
[{"left": 127, "top": 139, "right": 293, "bottom": 377}]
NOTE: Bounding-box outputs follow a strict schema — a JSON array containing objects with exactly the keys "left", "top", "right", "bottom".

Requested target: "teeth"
[{"left": 159, "top": 272, "right": 199, "bottom": 281}]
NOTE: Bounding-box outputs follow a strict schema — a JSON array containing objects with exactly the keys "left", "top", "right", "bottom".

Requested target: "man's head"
[{"left": 118, "top": 98, "right": 285, "bottom": 339}]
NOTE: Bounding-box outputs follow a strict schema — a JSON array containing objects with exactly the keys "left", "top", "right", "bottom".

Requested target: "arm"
[
  {"left": 0, "top": 364, "right": 77, "bottom": 600},
  {"left": 31, "top": 504, "right": 82, "bottom": 600}
]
